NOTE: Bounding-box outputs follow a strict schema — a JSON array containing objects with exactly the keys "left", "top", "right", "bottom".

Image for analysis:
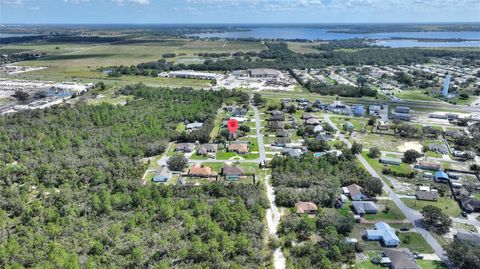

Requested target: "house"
[
  {"left": 380, "top": 157, "right": 402, "bottom": 165},
  {"left": 197, "top": 144, "right": 218, "bottom": 155},
  {"left": 455, "top": 231, "right": 480, "bottom": 245},
  {"left": 186, "top": 121, "right": 203, "bottom": 130},
  {"left": 230, "top": 116, "right": 247, "bottom": 123},
  {"left": 428, "top": 143, "right": 449, "bottom": 155},
  {"left": 354, "top": 105, "right": 365, "bottom": 116},
  {"left": 273, "top": 138, "right": 291, "bottom": 147},
  {"left": 383, "top": 248, "right": 419, "bottom": 269},
  {"left": 416, "top": 190, "right": 439, "bottom": 201},
  {"left": 270, "top": 110, "right": 284, "bottom": 116},
  {"left": 176, "top": 143, "right": 195, "bottom": 153},
  {"left": 435, "top": 171, "right": 449, "bottom": 182},
  {"left": 283, "top": 148, "right": 303, "bottom": 157},
  {"left": 444, "top": 130, "right": 462, "bottom": 139},
  {"left": 364, "top": 222, "right": 400, "bottom": 247},
  {"left": 352, "top": 201, "right": 378, "bottom": 215},
  {"left": 305, "top": 118, "right": 321, "bottom": 126},
  {"left": 301, "top": 113, "right": 316, "bottom": 120},
  {"left": 422, "top": 126, "right": 439, "bottom": 138},
  {"left": 222, "top": 165, "right": 244, "bottom": 180},
  {"left": 295, "top": 202, "right": 318, "bottom": 214},
  {"left": 228, "top": 143, "right": 248, "bottom": 154},
  {"left": 390, "top": 113, "right": 411, "bottom": 121},
  {"left": 152, "top": 166, "right": 171, "bottom": 183},
  {"left": 453, "top": 150, "right": 475, "bottom": 160},
  {"left": 188, "top": 165, "right": 213, "bottom": 177},
  {"left": 344, "top": 184, "right": 368, "bottom": 201},
  {"left": 268, "top": 121, "right": 284, "bottom": 130},
  {"left": 394, "top": 106, "right": 410, "bottom": 114},
  {"left": 232, "top": 107, "right": 247, "bottom": 117},
  {"left": 460, "top": 197, "right": 480, "bottom": 213},
  {"left": 276, "top": 129, "right": 290, "bottom": 137},
  {"left": 313, "top": 125, "right": 323, "bottom": 133},
  {"left": 415, "top": 161, "right": 441, "bottom": 171},
  {"left": 369, "top": 104, "right": 382, "bottom": 115},
  {"left": 315, "top": 134, "right": 332, "bottom": 142},
  {"left": 269, "top": 114, "right": 285, "bottom": 121}
]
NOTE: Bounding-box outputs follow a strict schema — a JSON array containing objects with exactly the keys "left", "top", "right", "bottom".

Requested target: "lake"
[{"left": 192, "top": 27, "right": 480, "bottom": 47}]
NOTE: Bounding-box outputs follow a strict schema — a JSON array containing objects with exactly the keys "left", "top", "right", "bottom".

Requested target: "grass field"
[
  {"left": 363, "top": 200, "right": 406, "bottom": 221},
  {"left": 401, "top": 197, "right": 462, "bottom": 217},
  {"left": 393, "top": 90, "right": 440, "bottom": 102}
]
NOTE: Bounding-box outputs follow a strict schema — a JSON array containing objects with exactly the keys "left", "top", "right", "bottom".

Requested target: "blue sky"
[{"left": 1, "top": 0, "right": 479, "bottom": 24}]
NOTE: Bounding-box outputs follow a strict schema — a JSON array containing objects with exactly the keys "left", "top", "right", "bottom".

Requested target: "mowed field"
[{"left": 0, "top": 39, "right": 266, "bottom": 88}]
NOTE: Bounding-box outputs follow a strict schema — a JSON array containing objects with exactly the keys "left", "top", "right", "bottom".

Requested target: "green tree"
[
  {"left": 351, "top": 142, "right": 363, "bottom": 154},
  {"left": 446, "top": 238, "right": 480, "bottom": 269},
  {"left": 422, "top": 205, "right": 452, "bottom": 234},
  {"left": 167, "top": 155, "right": 188, "bottom": 171},
  {"left": 402, "top": 149, "right": 422, "bottom": 164},
  {"left": 368, "top": 147, "right": 381, "bottom": 158}
]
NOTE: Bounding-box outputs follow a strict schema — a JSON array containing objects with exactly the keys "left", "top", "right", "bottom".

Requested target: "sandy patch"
[{"left": 397, "top": 141, "right": 423, "bottom": 153}]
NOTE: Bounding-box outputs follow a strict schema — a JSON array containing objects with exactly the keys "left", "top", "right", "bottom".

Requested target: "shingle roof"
[
  {"left": 188, "top": 166, "right": 212, "bottom": 176},
  {"left": 352, "top": 201, "right": 378, "bottom": 214},
  {"left": 346, "top": 184, "right": 365, "bottom": 198},
  {"left": 295, "top": 202, "right": 318, "bottom": 214},
  {"left": 222, "top": 165, "right": 244, "bottom": 176},
  {"left": 384, "top": 248, "right": 418, "bottom": 269}
]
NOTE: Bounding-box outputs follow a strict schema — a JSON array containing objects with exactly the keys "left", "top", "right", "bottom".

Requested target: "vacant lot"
[{"left": 401, "top": 197, "right": 462, "bottom": 217}]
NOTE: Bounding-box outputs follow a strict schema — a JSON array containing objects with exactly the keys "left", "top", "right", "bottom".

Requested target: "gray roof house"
[
  {"left": 415, "top": 190, "right": 439, "bottom": 201},
  {"left": 455, "top": 231, "right": 480, "bottom": 245},
  {"left": 364, "top": 222, "right": 400, "bottom": 247},
  {"left": 282, "top": 148, "right": 303, "bottom": 157},
  {"left": 273, "top": 138, "right": 291, "bottom": 147},
  {"left": 305, "top": 118, "right": 321, "bottom": 126},
  {"left": 276, "top": 129, "right": 290, "bottom": 137},
  {"left": 428, "top": 143, "right": 449, "bottom": 155},
  {"left": 352, "top": 201, "right": 378, "bottom": 214},
  {"left": 197, "top": 144, "right": 218, "bottom": 155},
  {"left": 269, "top": 114, "right": 286, "bottom": 121},
  {"left": 153, "top": 166, "right": 172, "bottom": 183},
  {"left": 315, "top": 134, "right": 332, "bottom": 142},
  {"left": 175, "top": 143, "right": 195, "bottom": 152},
  {"left": 301, "top": 113, "right": 316, "bottom": 120},
  {"left": 380, "top": 157, "right": 402, "bottom": 165},
  {"left": 186, "top": 121, "right": 203, "bottom": 130},
  {"left": 383, "top": 248, "right": 419, "bottom": 269}
]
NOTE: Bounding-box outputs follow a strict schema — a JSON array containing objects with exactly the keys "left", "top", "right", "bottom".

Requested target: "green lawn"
[
  {"left": 417, "top": 260, "right": 448, "bottom": 269},
  {"left": 401, "top": 197, "right": 462, "bottom": 217},
  {"left": 363, "top": 200, "right": 406, "bottom": 221},
  {"left": 398, "top": 232, "right": 434, "bottom": 253},
  {"left": 394, "top": 90, "right": 440, "bottom": 102}
]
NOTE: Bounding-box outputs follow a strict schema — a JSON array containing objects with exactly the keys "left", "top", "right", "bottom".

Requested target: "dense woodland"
[
  {"left": 270, "top": 154, "right": 383, "bottom": 208},
  {"left": 0, "top": 85, "right": 273, "bottom": 268}
]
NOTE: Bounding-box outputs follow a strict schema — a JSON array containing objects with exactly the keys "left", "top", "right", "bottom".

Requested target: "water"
[
  {"left": 0, "top": 33, "right": 38, "bottom": 38},
  {"left": 192, "top": 27, "right": 480, "bottom": 47}
]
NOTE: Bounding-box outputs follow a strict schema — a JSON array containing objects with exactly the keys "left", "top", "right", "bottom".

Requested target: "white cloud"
[
  {"left": 112, "top": 0, "right": 150, "bottom": 5},
  {"left": 64, "top": 0, "right": 90, "bottom": 3},
  {"left": 0, "top": 0, "right": 24, "bottom": 5}
]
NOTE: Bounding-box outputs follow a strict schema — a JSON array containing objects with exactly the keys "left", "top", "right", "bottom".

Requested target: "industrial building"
[
  {"left": 248, "top": 68, "right": 279, "bottom": 78},
  {"left": 165, "top": 70, "right": 217, "bottom": 80}
]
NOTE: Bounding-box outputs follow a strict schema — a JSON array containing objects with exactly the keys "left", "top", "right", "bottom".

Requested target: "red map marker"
[{"left": 227, "top": 118, "right": 239, "bottom": 134}]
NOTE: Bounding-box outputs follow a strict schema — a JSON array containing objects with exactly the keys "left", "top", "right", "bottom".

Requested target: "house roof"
[
  {"left": 295, "top": 202, "right": 318, "bottom": 214},
  {"left": 456, "top": 231, "right": 480, "bottom": 245},
  {"left": 435, "top": 171, "right": 449, "bottom": 179},
  {"left": 384, "top": 248, "right": 419, "bottom": 269},
  {"left": 270, "top": 114, "right": 285, "bottom": 121},
  {"left": 276, "top": 129, "right": 290, "bottom": 137},
  {"left": 176, "top": 143, "right": 195, "bottom": 151},
  {"left": 461, "top": 197, "right": 480, "bottom": 212},
  {"left": 188, "top": 165, "right": 212, "bottom": 176},
  {"left": 352, "top": 201, "right": 378, "bottom": 214},
  {"left": 417, "top": 161, "right": 441, "bottom": 170},
  {"left": 228, "top": 143, "right": 248, "bottom": 153},
  {"left": 154, "top": 166, "right": 171, "bottom": 180},
  {"left": 197, "top": 144, "right": 218, "bottom": 154},
  {"left": 302, "top": 113, "right": 316, "bottom": 119},
  {"left": 346, "top": 184, "right": 365, "bottom": 198},
  {"left": 222, "top": 165, "right": 244, "bottom": 175},
  {"left": 428, "top": 143, "right": 448, "bottom": 153},
  {"left": 365, "top": 222, "right": 400, "bottom": 245},
  {"left": 380, "top": 157, "right": 402, "bottom": 164},
  {"left": 305, "top": 118, "right": 320, "bottom": 125},
  {"left": 275, "top": 138, "right": 291, "bottom": 145},
  {"left": 316, "top": 134, "right": 332, "bottom": 142},
  {"left": 416, "top": 190, "right": 438, "bottom": 201},
  {"left": 283, "top": 148, "right": 303, "bottom": 157},
  {"left": 186, "top": 121, "right": 203, "bottom": 129}
]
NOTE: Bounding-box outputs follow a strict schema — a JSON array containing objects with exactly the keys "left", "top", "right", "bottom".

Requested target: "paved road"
[
  {"left": 324, "top": 114, "right": 448, "bottom": 262},
  {"left": 251, "top": 104, "right": 266, "bottom": 162}
]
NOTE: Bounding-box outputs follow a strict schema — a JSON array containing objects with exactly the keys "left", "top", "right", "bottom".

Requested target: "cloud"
[
  {"left": 0, "top": 0, "right": 24, "bottom": 5},
  {"left": 112, "top": 0, "right": 150, "bottom": 5},
  {"left": 64, "top": 0, "right": 90, "bottom": 3}
]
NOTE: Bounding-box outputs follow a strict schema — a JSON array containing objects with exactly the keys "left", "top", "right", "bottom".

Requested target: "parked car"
[{"left": 400, "top": 227, "right": 410, "bottom": 231}]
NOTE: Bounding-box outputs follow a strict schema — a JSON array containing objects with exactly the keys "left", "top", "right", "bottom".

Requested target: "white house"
[{"left": 364, "top": 222, "right": 400, "bottom": 247}]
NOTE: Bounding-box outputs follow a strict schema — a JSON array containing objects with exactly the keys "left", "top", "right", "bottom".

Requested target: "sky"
[{"left": 1, "top": 0, "right": 480, "bottom": 24}]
